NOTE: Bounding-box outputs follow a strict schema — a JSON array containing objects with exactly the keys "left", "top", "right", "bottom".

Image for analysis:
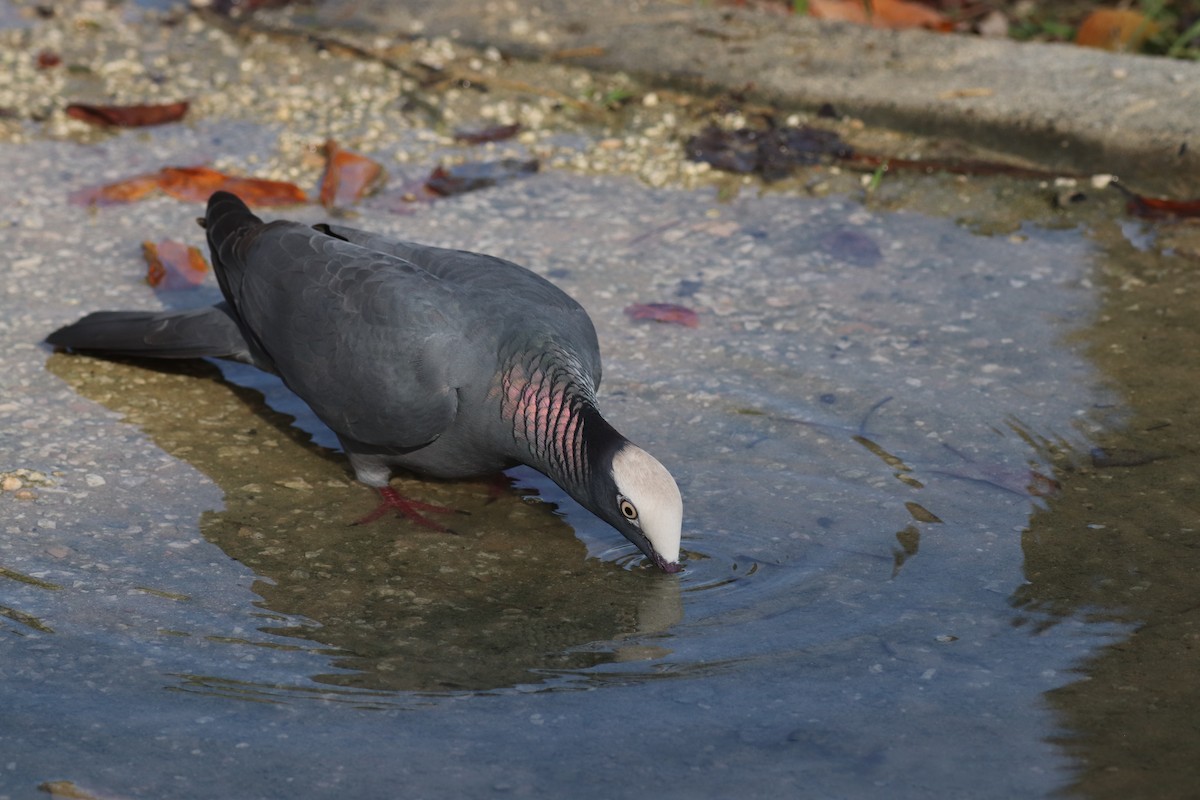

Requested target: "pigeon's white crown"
[{"left": 611, "top": 444, "right": 683, "bottom": 565}]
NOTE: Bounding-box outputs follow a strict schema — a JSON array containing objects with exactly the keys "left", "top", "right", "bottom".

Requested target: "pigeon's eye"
[{"left": 619, "top": 498, "right": 638, "bottom": 520}]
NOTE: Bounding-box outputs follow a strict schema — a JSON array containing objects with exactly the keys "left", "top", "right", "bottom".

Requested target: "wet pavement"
[{"left": 3, "top": 2, "right": 1200, "bottom": 799}]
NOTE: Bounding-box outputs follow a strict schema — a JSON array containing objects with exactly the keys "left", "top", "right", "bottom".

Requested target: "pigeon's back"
[{"left": 201, "top": 192, "right": 602, "bottom": 459}]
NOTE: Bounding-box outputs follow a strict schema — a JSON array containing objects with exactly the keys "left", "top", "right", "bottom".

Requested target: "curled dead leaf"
[
  {"left": 65, "top": 101, "right": 189, "bottom": 128},
  {"left": 318, "top": 139, "right": 386, "bottom": 209}
]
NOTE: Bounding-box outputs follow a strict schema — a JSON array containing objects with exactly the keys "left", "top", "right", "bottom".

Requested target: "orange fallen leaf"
[
  {"left": 65, "top": 101, "right": 189, "bottom": 128},
  {"left": 624, "top": 303, "right": 700, "bottom": 328},
  {"left": 318, "top": 139, "right": 385, "bottom": 208},
  {"left": 143, "top": 239, "right": 210, "bottom": 290},
  {"left": 219, "top": 175, "right": 309, "bottom": 207},
  {"left": 68, "top": 172, "right": 163, "bottom": 206},
  {"left": 71, "top": 166, "right": 308, "bottom": 208},
  {"left": 156, "top": 166, "right": 229, "bottom": 202},
  {"left": 1075, "top": 9, "right": 1159, "bottom": 51},
  {"left": 808, "top": 0, "right": 952, "bottom": 31}
]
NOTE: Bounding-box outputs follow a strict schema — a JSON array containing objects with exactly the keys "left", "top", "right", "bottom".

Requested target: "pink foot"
[{"left": 353, "top": 486, "right": 464, "bottom": 532}]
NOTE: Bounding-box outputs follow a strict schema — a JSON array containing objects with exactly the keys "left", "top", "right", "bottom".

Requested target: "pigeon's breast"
[{"left": 381, "top": 429, "right": 516, "bottom": 479}]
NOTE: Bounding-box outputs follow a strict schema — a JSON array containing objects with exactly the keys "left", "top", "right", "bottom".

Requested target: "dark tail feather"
[
  {"left": 46, "top": 303, "right": 253, "bottom": 362},
  {"left": 204, "top": 191, "right": 263, "bottom": 304}
]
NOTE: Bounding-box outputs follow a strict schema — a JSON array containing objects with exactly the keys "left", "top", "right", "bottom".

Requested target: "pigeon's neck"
[{"left": 497, "top": 348, "right": 622, "bottom": 494}]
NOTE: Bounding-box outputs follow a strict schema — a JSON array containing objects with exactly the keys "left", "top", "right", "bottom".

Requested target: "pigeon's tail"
[
  {"left": 204, "top": 191, "right": 263, "bottom": 302},
  {"left": 46, "top": 304, "right": 253, "bottom": 362}
]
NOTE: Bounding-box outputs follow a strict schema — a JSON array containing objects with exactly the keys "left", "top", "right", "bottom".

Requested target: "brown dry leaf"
[
  {"left": 65, "top": 100, "right": 189, "bottom": 128},
  {"left": 623, "top": 303, "right": 700, "bottom": 328},
  {"left": 143, "top": 239, "right": 210, "bottom": 290},
  {"left": 318, "top": 139, "right": 386, "bottom": 208},
  {"left": 808, "top": 0, "right": 952, "bottom": 30},
  {"left": 1075, "top": 9, "right": 1159, "bottom": 51}
]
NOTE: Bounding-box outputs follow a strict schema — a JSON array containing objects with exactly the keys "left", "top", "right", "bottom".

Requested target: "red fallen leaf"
[
  {"left": 624, "top": 303, "right": 700, "bottom": 328},
  {"left": 143, "top": 239, "right": 210, "bottom": 290},
  {"left": 318, "top": 139, "right": 385, "bottom": 208},
  {"left": 36, "top": 50, "right": 61, "bottom": 69},
  {"left": 453, "top": 122, "right": 522, "bottom": 144},
  {"left": 425, "top": 158, "right": 539, "bottom": 197},
  {"left": 65, "top": 100, "right": 189, "bottom": 128},
  {"left": 1123, "top": 192, "right": 1200, "bottom": 219},
  {"left": 808, "top": 0, "right": 952, "bottom": 31}
]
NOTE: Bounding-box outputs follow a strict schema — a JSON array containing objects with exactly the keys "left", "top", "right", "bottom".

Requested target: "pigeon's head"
[{"left": 602, "top": 443, "right": 683, "bottom": 573}]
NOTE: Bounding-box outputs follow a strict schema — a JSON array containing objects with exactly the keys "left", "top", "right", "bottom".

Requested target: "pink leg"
[
  {"left": 353, "top": 486, "right": 463, "bottom": 532},
  {"left": 482, "top": 473, "right": 514, "bottom": 504}
]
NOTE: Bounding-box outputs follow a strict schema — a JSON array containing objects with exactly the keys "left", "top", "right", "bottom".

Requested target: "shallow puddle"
[{"left": 3, "top": 4, "right": 1200, "bottom": 798}]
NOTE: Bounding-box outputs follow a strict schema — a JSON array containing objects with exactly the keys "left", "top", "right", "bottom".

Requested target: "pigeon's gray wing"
[
  {"left": 209, "top": 201, "right": 466, "bottom": 451},
  {"left": 314, "top": 222, "right": 603, "bottom": 388},
  {"left": 45, "top": 302, "right": 258, "bottom": 364}
]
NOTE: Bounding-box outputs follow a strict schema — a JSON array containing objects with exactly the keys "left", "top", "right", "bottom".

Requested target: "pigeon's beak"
[{"left": 650, "top": 550, "right": 682, "bottom": 574}]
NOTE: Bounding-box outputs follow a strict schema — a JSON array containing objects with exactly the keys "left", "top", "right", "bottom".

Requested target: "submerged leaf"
[
  {"left": 425, "top": 158, "right": 539, "bottom": 196},
  {"left": 65, "top": 101, "right": 189, "bottom": 128},
  {"left": 453, "top": 123, "right": 522, "bottom": 144},
  {"left": 143, "top": 240, "right": 210, "bottom": 290},
  {"left": 685, "top": 124, "right": 853, "bottom": 181},
  {"left": 623, "top": 303, "right": 700, "bottom": 328},
  {"left": 904, "top": 501, "right": 943, "bottom": 524}
]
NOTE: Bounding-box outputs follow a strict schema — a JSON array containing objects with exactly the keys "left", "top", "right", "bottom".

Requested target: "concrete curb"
[{"left": 300, "top": 0, "right": 1199, "bottom": 197}]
